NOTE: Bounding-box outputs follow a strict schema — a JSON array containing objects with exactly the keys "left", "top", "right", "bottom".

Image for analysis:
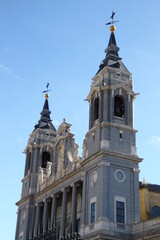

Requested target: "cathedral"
[{"left": 15, "top": 19, "right": 160, "bottom": 240}]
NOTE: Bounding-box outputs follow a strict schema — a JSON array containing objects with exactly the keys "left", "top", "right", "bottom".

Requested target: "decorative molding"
[
  {"left": 101, "top": 121, "right": 137, "bottom": 133},
  {"left": 81, "top": 171, "right": 86, "bottom": 181},
  {"left": 133, "top": 168, "right": 140, "bottom": 173},
  {"left": 115, "top": 169, "right": 125, "bottom": 183},
  {"left": 91, "top": 171, "right": 98, "bottom": 188},
  {"left": 98, "top": 161, "right": 110, "bottom": 167}
]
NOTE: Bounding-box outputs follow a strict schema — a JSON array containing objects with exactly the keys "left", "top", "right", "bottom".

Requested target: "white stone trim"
[
  {"left": 91, "top": 171, "right": 98, "bottom": 187},
  {"left": 115, "top": 169, "right": 125, "bottom": 183},
  {"left": 100, "top": 140, "right": 110, "bottom": 150},
  {"left": 98, "top": 161, "right": 110, "bottom": 167},
  {"left": 133, "top": 168, "right": 140, "bottom": 173},
  {"left": 131, "top": 145, "right": 137, "bottom": 156}
]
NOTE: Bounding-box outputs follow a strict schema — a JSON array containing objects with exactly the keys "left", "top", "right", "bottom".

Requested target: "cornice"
[
  {"left": 101, "top": 122, "right": 137, "bottom": 133},
  {"left": 16, "top": 195, "right": 31, "bottom": 207},
  {"left": 35, "top": 163, "right": 84, "bottom": 199},
  {"left": 92, "top": 65, "right": 131, "bottom": 81},
  {"left": 85, "top": 122, "right": 137, "bottom": 138},
  {"left": 81, "top": 149, "right": 143, "bottom": 167},
  {"left": 85, "top": 122, "right": 101, "bottom": 137},
  {"left": 87, "top": 79, "right": 135, "bottom": 101}
]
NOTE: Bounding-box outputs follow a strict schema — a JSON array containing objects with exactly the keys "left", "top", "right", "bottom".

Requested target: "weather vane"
[
  {"left": 42, "top": 82, "right": 51, "bottom": 99},
  {"left": 106, "top": 11, "right": 119, "bottom": 32}
]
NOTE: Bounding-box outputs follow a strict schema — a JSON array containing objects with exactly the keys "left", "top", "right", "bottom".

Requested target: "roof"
[
  {"left": 34, "top": 98, "right": 56, "bottom": 132},
  {"left": 96, "top": 31, "right": 129, "bottom": 75},
  {"left": 139, "top": 182, "right": 160, "bottom": 192}
]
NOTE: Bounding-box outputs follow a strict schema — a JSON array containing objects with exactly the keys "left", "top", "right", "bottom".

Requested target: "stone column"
[
  {"left": 33, "top": 204, "right": 40, "bottom": 237},
  {"left": 50, "top": 194, "right": 57, "bottom": 229},
  {"left": 60, "top": 188, "right": 68, "bottom": 239},
  {"left": 15, "top": 210, "right": 20, "bottom": 240},
  {"left": 89, "top": 99, "right": 92, "bottom": 129},
  {"left": 71, "top": 183, "right": 77, "bottom": 234},
  {"left": 24, "top": 152, "right": 29, "bottom": 176},
  {"left": 43, "top": 199, "right": 49, "bottom": 233},
  {"left": 32, "top": 147, "right": 39, "bottom": 172},
  {"left": 38, "top": 147, "right": 43, "bottom": 169},
  {"left": 103, "top": 89, "right": 108, "bottom": 122},
  {"left": 80, "top": 174, "right": 86, "bottom": 232},
  {"left": 109, "top": 88, "right": 112, "bottom": 122},
  {"left": 131, "top": 97, "right": 134, "bottom": 128},
  {"left": 28, "top": 205, "right": 36, "bottom": 239},
  {"left": 98, "top": 91, "right": 102, "bottom": 123},
  {"left": 90, "top": 98, "right": 94, "bottom": 129},
  {"left": 133, "top": 168, "right": 140, "bottom": 223},
  {"left": 30, "top": 148, "right": 34, "bottom": 172},
  {"left": 30, "top": 147, "right": 39, "bottom": 194}
]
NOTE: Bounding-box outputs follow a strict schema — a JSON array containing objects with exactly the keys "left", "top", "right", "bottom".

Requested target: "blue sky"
[{"left": 1, "top": 1, "right": 160, "bottom": 239}]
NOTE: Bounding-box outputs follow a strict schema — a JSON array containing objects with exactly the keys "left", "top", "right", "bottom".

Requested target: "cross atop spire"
[
  {"left": 96, "top": 13, "right": 122, "bottom": 74},
  {"left": 42, "top": 82, "right": 52, "bottom": 99},
  {"left": 105, "top": 11, "right": 119, "bottom": 32}
]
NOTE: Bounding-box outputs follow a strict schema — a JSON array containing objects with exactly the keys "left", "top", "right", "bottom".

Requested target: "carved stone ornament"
[
  {"left": 22, "top": 210, "right": 26, "bottom": 221},
  {"left": 91, "top": 171, "right": 98, "bottom": 187},
  {"left": 115, "top": 169, "right": 125, "bottom": 182},
  {"left": 57, "top": 144, "right": 64, "bottom": 172},
  {"left": 20, "top": 210, "right": 26, "bottom": 224},
  {"left": 57, "top": 119, "right": 72, "bottom": 136}
]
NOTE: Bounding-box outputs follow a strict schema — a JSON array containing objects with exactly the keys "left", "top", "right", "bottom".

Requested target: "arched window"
[
  {"left": 114, "top": 95, "right": 125, "bottom": 118},
  {"left": 151, "top": 206, "right": 160, "bottom": 218},
  {"left": 42, "top": 152, "right": 50, "bottom": 168},
  {"left": 94, "top": 97, "right": 99, "bottom": 121}
]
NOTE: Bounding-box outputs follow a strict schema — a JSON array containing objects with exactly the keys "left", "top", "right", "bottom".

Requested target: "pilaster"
[
  {"left": 60, "top": 188, "right": 68, "bottom": 239},
  {"left": 33, "top": 204, "right": 41, "bottom": 237},
  {"left": 50, "top": 194, "right": 58, "bottom": 229},
  {"left": 80, "top": 173, "right": 87, "bottom": 234},
  {"left": 43, "top": 199, "right": 49, "bottom": 233},
  {"left": 71, "top": 183, "right": 77, "bottom": 234}
]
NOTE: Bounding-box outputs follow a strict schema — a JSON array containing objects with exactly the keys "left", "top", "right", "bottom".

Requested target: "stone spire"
[
  {"left": 97, "top": 22, "right": 122, "bottom": 74},
  {"left": 105, "top": 31, "right": 120, "bottom": 59},
  {"left": 34, "top": 91, "right": 56, "bottom": 131}
]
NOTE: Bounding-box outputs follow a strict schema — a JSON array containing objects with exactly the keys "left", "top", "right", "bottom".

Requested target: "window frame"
[
  {"left": 94, "top": 97, "right": 99, "bottom": 121},
  {"left": 90, "top": 196, "right": 97, "bottom": 224},
  {"left": 91, "top": 202, "right": 95, "bottom": 224},
  {"left": 114, "top": 196, "right": 126, "bottom": 224},
  {"left": 150, "top": 205, "right": 160, "bottom": 218},
  {"left": 114, "top": 95, "right": 125, "bottom": 118}
]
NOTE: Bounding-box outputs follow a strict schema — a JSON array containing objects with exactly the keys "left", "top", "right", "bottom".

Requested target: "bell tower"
[
  {"left": 82, "top": 17, "right": 142, "bottom": 232},
  {"left": 84, "top": 23, "right": 137, "bottom": 160},
  {"left": 15, "top": 89, "right": 57, "bottom": 240}
]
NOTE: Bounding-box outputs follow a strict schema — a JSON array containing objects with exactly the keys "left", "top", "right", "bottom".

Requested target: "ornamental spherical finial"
[
  {"left": 110, "top": 25, "right": 116, "bottom": 32},
  {"left": 45, "top": 93, "right": 49, "bottom": 99}
]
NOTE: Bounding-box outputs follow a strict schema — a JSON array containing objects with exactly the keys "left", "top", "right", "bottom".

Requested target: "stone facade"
[
  {"left": 140, "top": 180, "right": 160, "bottom": 221},
  {"left": 15, "top": 27, "right": 160, "bottom": 240}
]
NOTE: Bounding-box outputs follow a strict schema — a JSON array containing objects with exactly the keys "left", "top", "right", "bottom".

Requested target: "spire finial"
[
  {"left": 106, "top": 11, "right": 119, "bottom": 32},
  {"left": 42, "top": 82, "right": 51, "bottom": 99}
]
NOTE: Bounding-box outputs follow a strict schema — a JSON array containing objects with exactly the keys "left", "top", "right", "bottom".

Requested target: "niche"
[{"left": 41, "top": 152, "right": 50, "bottom": 168}]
